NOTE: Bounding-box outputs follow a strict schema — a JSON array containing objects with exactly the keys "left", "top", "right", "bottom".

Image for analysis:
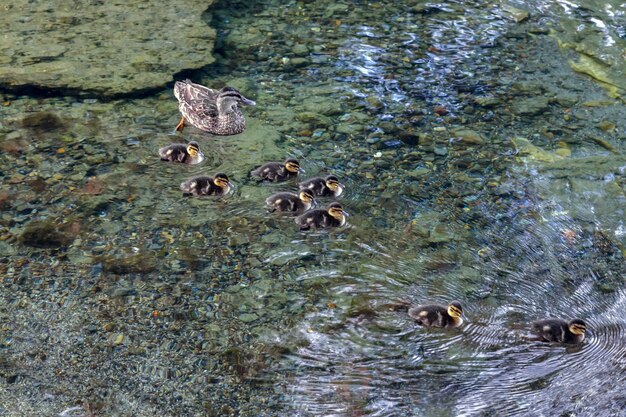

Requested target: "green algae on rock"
[
  {"left": 0, "top": 0, "right": 216, "bottom": 97},
  {"left": 511, "top": 137, "right": 565, "bottom": 163},
  {"left": 501, "top": 4, "right": 530, "bottom": 23},
  {"left": 552, "top": 19, "right": 626, "bottom": 101}
]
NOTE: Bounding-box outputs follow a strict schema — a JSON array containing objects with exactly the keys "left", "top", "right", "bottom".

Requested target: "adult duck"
[{"left": 174, "top": 80, "right": 255, "bottom": 135}]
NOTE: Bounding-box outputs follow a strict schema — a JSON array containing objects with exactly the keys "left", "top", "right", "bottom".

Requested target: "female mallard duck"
[
  {"left": 295, "top": 202, "right": 348, "bottom": 230},
  {"left": 180, "top": 173, "right": 231, "bottom": 196},
  {"left": 159, "top": 141, "right": 204, "bottom": 164},
  {"left": 299, "top": 175, "right": 344, "bottom": 197},
  {"left": 408, "top": 301, "right": 464, "bottom": 328},
  {"left": 531, "top": 318, "right": 587, "bottom": 344},
  {"left": 173, "top": 80, "right": 256, "bottom": 135},
  {"left": 252, "top": 159, "right": 301, "bottom": 182},
  {"left": 266, "top": 189, "right": 314, "bottom": 213}
]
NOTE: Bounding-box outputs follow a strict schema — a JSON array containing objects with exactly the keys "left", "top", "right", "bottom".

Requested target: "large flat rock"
[{"left": 0, "top": 0, "right": 216, "bottom": 97}]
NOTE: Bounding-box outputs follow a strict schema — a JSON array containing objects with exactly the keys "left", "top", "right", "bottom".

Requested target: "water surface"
[{"left": 1, "top": 1, "right": 625, "bottom": 416}]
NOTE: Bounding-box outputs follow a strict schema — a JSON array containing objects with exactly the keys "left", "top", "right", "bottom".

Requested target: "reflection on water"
[{"left": 1, "top": 0, "right": 625, "bottom": 416}]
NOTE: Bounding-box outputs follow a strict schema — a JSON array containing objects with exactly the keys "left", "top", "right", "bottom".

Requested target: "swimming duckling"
[
  {"left": 408, "top": 301, "right": 464, "bottom": 328},
  {"left": 295, "top": 202, "right": 348, "bottom": 230},
  {"left": 180, "top": 173, "right": 231, "bottom": 196},
  {"left": 531, "top": 318, "right": 587, "bottom": 344},
  {"left": 174, "top": 80, "right": 256, "bottom": 135},
  {"left": 266, "top": 189, "right": 315, "bottom": 213},
  {"left": 159, "top": 141, "right": 204, "bottom": 164},
  {"left": 299, "top": 175, "right": 344, "bottom": 197},
  {"left": 251, "top": 159, "right": 301, "bottom": 182}
]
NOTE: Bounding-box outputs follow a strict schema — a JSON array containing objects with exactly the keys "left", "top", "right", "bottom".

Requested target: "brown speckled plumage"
[{"left": 174, "top": 80, "right": 255, "bottom": 135}]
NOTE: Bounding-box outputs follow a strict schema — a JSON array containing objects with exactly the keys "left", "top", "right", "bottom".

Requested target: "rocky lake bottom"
[{"left": 1, "top": 1, "right": 625, "bottom": 416}]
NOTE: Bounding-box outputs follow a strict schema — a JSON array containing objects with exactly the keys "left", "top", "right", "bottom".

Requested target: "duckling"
[
  {"left": 158, "top": 141, "right": 204, "bottom": 164},
  {"left": 266, "top": 189, "right": 315, "bottom": 214},
  {"left": 408, "top": 301, "right": 464, "bottom": 328},
  {"left": 299, "top": 175, "right": 344, "bottom": 197},
  {"left": 295, "top": 202, "right": 348, "bottom": 230},
  {"left": 251, "top": 159, "right": 301, "bottom": 182},
  {"left": 180, "top": 173, "right": 231, "bottom": 196},
  {"left": 531, "top": 318, "right": 587, "bottom": 344},
  {"left": 173, "top": 80, "right": 256, "bottom": 135}
]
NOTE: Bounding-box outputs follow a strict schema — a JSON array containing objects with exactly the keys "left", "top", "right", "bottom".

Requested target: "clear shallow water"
[{"left": 1, "top": 1, "right": 625, "bottom": 416}]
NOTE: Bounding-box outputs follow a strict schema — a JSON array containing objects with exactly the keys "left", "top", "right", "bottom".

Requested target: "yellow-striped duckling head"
[
  {"left": 299, "top": 189, "right": 315, "bottom": 204},
  {"left": 569, "top": 319, "right": 587, "bottom": 336},
  {"left": 327, "top": 202, "right": 348, "bottom": 223},
  {"left": 325, "top": 175, "right": 344, "bottom": 196},
  {"left": 186, "top": 141, "right": 201, "bottom": 158},
  {"left": 285, "top": 159, "right": 301, "bottom": 174},
  {"left": 447, "top": 301, "right": 463, "bottom": 319},
  {"left": 214, "top": 173, "right": 231, "bottom": 189}
]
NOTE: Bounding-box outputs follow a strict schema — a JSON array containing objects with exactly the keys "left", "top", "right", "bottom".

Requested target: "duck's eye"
[
  {"left": 327, "top": 181, "right": 338, "bottom": 190},
  {"left": 286, "top": 163, "right": 300, "bottom": 172},
  {"left": 188, "top": 146, "right": 199, "bottom": 156}
]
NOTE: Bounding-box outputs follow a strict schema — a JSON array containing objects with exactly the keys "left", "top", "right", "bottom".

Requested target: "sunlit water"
[{"left": 1, "top": 0, "right": 625, "bottom": 416}]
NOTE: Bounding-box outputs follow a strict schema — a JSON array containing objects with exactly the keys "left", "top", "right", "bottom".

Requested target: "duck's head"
[
  {"left": 299, "top": 189, "right": 314, "bottom": 204},
  {"left": 218, "top": 87, "right": 256, "bottom": 112},
  {"left": 186, "top": 141, "right": 202, "bottom": 158},
  {"left": 325, "top": 175, "right": 344, "bottom": 196},
  {"left": 447, "top": 301, "right": 463, "bottom": 319},
  {"left": 284, "top": 159, "right": 301, "bottom": 174},
  {"left": 213, "top": 173, "right": 231, "bottom": 189},
  {"left": 569, "top": 319, "right": 587, "bottom": 336},
  {"left": 327, "top": 202, "right": 348, "bottom": 220}
]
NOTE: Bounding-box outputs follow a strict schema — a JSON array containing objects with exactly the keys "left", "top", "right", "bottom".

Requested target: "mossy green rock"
[
  {"left": 0, "top": 0, "right": 216, "bottom": 97},
  {"left": 511, "top": 137, "right": 564, "bottom": 163}
]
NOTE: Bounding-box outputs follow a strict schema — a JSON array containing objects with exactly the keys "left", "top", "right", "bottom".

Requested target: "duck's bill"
[
  {"left": 342, "top": 210, "right": 350, "bottom": 217},
  {"left": 242, "top": 97, "right": 256, "bottom": 106}
]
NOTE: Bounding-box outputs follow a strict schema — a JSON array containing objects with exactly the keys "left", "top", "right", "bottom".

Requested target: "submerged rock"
[
  {"left": 510, "top": 97, "right": 551, "bottom": 116},
  {"left": 511, "top": 137, "right": 564, "bottom": 163},
  {"left": 406, "top": 211, "right": 465, "bottom": 244},
  {"left": 20, "top": 112, "right": 66, "bottom": 131},
  {"left": 19, "top": 219, "right": 74, "bottom": 249},
  {"left": 98, "top": 253, "right": 157, "bottom": 274},
  {"left": 597, "top": 120, "right": 616, "bottom": 133},
  {"left": 0, "top": 0, "right": 216, "bottom": 97},
  {"left": 452, "top": 128, "right": 486, "bottom": 145},
  {"left": 296, "top": 112, "right": 333, "bottom": 128},
  {"left": 502, "top": 4, "right": 530, "bottom": 23}
]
